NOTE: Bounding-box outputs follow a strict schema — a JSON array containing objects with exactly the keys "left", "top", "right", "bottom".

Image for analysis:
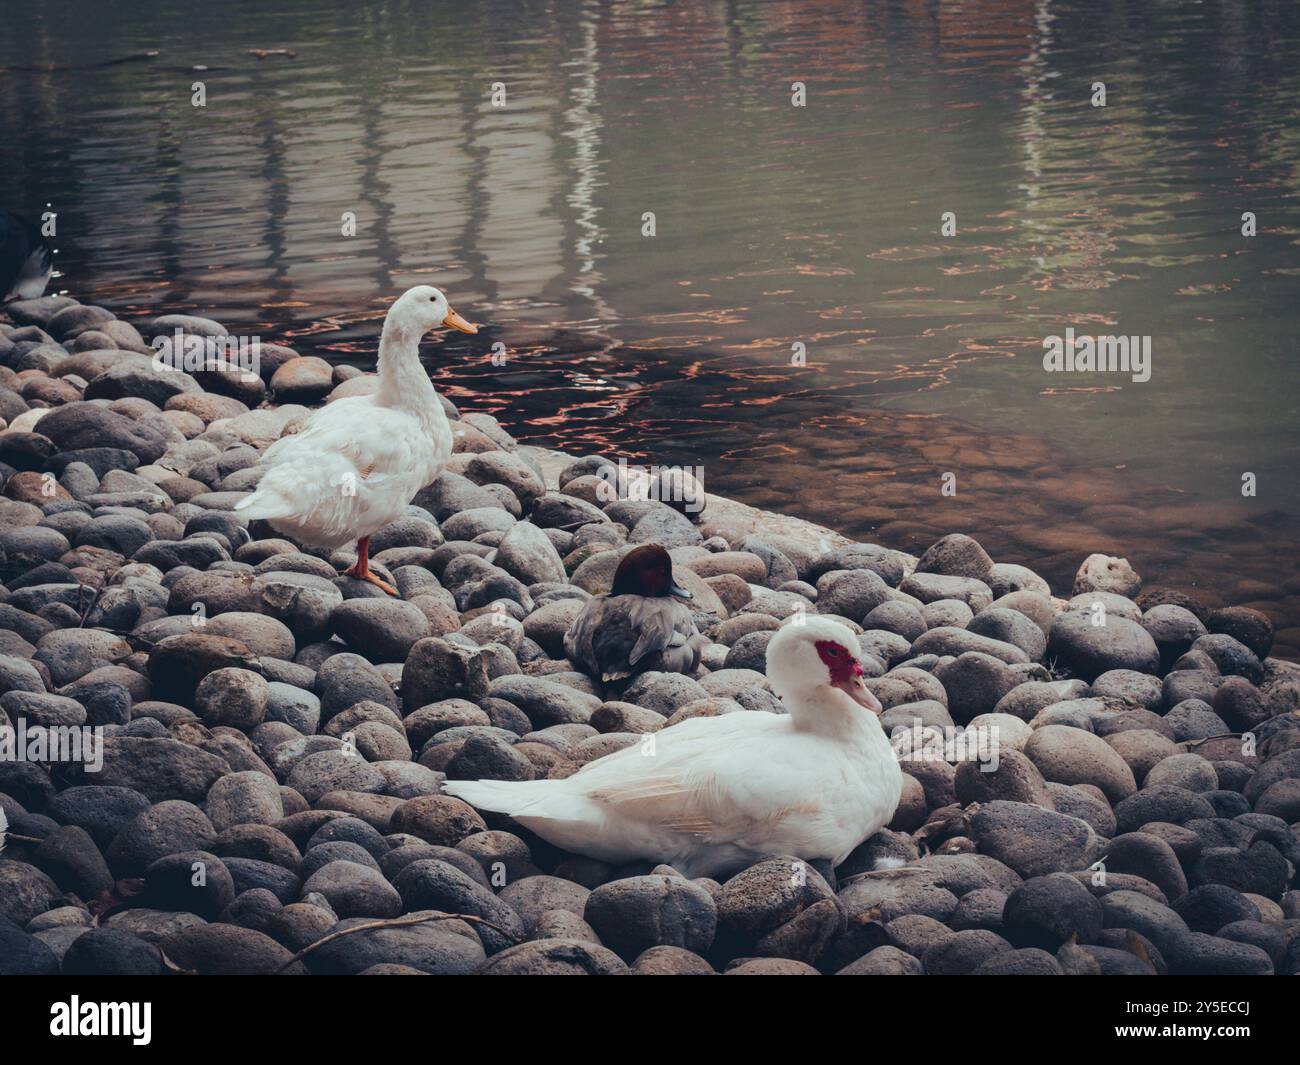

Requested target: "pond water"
[{"left": 3, "top": 0, "right": 1299, "bottom": 653}]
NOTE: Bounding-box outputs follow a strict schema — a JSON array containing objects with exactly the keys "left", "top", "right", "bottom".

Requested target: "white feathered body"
[
  {"left": 236, "top": 395, "right": 450, "bottom": 548},
  {"left": 234, "top": 313, "right": 452, "bottom": 549},
  {"left": 443, "top": 705, "right": 902, "bottom": 878}
]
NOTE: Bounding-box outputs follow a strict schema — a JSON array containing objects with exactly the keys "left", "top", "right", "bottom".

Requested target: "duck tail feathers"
[
  {"left": 442, "top": 779, "right": 595, "bottom": 824},
  {"left": 233, "top": 486, "right": 294, "bottom": 520},
  {"left": 441, "top": 779, "right": 541, "bottom": 814}
]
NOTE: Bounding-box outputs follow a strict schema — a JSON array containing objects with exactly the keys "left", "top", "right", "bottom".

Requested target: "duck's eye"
[{"left": 814, "top": 639, "right": 851, "bottom": 667}]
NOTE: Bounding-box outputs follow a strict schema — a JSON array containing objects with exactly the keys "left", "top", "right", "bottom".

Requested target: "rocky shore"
[{"left": 1, "top": 292, "right": 1299, "bottom": 976}]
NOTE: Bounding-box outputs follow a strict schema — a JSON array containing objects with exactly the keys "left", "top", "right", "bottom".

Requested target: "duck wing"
[
  {"left": 237, "top": 397, "right": 435, "bottom": 521},
  {"left": 260, "top": 396, "right": 432, "bottom": 475},
  {"left": 446, "top": 713, "right": 833, "bottom": 871},
  {"left": 564, "top": 595, "right": 701, "bottom": 682},
  {"left": 563, "top": 598, "right": 630, "bottom": 680},
  {"left": 580, "top": 715, "right": 821, "bottom": 842},
  {"left": 626, "top": 597, "right": 699, "bottom": 668}
]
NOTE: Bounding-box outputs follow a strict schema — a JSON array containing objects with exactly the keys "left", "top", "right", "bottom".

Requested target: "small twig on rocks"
[
  {"left": 1186, "top": 733, "right": 1244, "bottom": 746},
  {"left": 77, "top": 584, "right": 103, "bottom": 628},
  {"left": 89, "top": 627, "right": 165, "bottom": 652},
  {"left": 159, "top": 950, "right": 198, "bottom": 975},
  {"left": 275, "top": 911, "right": 519, "bottom": 972}
]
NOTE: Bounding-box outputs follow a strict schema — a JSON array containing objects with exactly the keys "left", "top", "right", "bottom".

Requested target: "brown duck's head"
[{"left": 610, "top": 544, "right": 694, "bottom": 599}]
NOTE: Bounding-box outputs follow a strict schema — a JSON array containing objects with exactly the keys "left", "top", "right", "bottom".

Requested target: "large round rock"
[
  {"left": 330, "top": 599, "right": 432, "bottom": 662},
  {"left": 1002, "top": 874, "right": 1103, "bottom": 949},
  {"left": 583, "top": 875, "right": 717, "bottom": 961},
  {"left": 194, "top": 668, "right": 269, "bottom": 731},
  {"left": 304, "top": 913, "right": 485, "bottom": 975},
  {"left": 715, "top": 855, "right": 843, "bottom": 962},
  {"left": 1023, "top": 725, "right": 1137, "bottom": 803},
  {"left": 476, "top": 938, "right": 628, "bottom": 975},
  {"left": 1047, "top": 612, "right": 1159, "bottom": 682}
]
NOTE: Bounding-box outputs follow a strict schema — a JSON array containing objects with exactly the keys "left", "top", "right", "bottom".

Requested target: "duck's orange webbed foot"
[{"left": 342, "top": 537, "right": 400, "bottom": 596}]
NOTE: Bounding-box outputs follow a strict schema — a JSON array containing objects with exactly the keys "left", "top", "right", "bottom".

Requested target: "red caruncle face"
[{"left": 815, "top": 639, "right": 863, "bottom": 684}]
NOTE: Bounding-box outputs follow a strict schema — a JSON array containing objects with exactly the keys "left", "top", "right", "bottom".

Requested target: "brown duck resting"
[{"left": 563, "top": 544, "right": 709, "bottom": 683}]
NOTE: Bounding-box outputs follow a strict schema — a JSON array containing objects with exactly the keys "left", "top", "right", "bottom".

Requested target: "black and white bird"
[{"left": 1, "top": 211, "right": 53, "bottom": 303}]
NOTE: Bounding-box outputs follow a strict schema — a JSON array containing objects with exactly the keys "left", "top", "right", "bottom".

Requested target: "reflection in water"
[
  {"left": 2, "top": 0, "right": 1299, "bottom": 654},
  {"left": 564, "top": 0, "right": 615, "bottom": 323}
]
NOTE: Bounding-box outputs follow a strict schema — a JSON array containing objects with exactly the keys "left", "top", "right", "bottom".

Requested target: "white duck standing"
[
  {"left": 235, "top": 285, "right": 478, "bottom": 594},
  {"left": 443, "top": 617, "right": 903, "bottom": 878}
]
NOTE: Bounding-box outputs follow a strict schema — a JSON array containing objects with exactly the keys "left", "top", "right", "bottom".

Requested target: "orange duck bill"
[{"left": 442, "top": 308, "right": 478, "bottom": 333}]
